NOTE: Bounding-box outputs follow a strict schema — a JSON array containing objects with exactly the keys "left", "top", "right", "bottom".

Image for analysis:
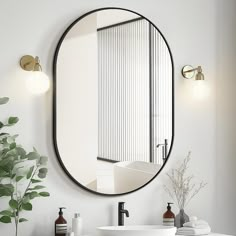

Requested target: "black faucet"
[{"left": 118, "top": 202, "right": 129, "bottom": 226}]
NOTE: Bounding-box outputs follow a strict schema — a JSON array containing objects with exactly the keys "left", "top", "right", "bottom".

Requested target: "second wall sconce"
[
  {"left": 20, "top": 55, "right": 50, "bottom": 94},
  {"left": 181, "top": 65, "right": 205, "bottom": 80}
]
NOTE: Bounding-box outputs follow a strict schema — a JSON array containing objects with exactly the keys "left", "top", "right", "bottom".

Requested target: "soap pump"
[
  {"left": 163, "top": 203, "right": 175, "bottom": 226},
  {"left": 55, "top": 207, "right": 67, "bottom": 236},
  {"left": 72, "top": 213, "right": 83, "bottom": 236}
]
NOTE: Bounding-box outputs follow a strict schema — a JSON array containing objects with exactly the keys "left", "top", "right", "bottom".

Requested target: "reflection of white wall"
[
  {"left": 57, "top": 14, "right": 98, "bottom": 186},
  {"left": 96, "top": 160, "right": 115, "bottom": 194},
  {"left": 97, "top": 9, "right": 138, "bottom": 28},
  {"left": 114, "top": 161, "right": 161, "bottom": 193}
]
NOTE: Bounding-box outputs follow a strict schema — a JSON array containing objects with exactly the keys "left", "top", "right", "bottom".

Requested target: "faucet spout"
[{"left": 120, "top": 209, "right": 129, "bottom": 217}]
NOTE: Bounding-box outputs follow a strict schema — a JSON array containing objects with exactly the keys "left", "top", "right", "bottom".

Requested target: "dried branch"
[{"left": 164, "top": 152, "right": 207, "bottom": 209}]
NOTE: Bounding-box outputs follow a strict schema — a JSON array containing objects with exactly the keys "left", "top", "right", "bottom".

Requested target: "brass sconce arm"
[{"left": 182, "top": 65, "right": 204, "bottom": 80}]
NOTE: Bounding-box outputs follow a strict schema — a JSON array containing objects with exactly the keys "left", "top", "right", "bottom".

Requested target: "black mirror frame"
[{"left": 52, "top": 7, "right": 175, "bottom": 197}]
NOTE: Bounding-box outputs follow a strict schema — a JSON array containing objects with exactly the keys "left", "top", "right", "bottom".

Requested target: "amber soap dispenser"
[
  {"left": 163, "top": 203, "right": 175, "bottom": 226},
  {"left": 55, "top": 207, "right": 67, "bottom": 236}
]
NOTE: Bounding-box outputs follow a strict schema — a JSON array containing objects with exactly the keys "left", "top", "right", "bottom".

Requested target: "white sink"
[{"left": 97, "top": 225, "right": 177, "bottom": 236}]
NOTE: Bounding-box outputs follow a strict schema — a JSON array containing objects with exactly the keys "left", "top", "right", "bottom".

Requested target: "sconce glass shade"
[
  {"left": 193, "top": 80, "right": 209, "bottom": 100},
  {"left": 25, "top": 71, "right": 50, "bottom": 95}
]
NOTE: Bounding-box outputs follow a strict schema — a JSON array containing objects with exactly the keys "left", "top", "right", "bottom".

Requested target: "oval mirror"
[{"left": 53, "top": 7, "right": 174, "bottom": 196}]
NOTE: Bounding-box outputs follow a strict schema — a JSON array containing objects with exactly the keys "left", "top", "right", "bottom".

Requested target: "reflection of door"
[{"left": 97, "top": 18, "right": 172, "bottom": 165}]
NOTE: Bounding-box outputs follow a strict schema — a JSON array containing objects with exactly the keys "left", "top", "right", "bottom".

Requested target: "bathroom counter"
[{"left": 176, "top": 233, "right": 234, "bottom": 236}]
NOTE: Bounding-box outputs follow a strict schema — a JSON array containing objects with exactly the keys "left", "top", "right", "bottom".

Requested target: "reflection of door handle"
[{"left": 156, "top": 139, "right": 168, "bottom": 161}]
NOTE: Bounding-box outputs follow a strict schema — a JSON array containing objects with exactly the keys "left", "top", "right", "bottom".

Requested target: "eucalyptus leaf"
[
  {"left": 0, "top": 160, "right": 14, "bottom": 173},
  {"left": 38, "top": 168, "right": 48, "bottom": 179},
  {"left": 12, "top": 134, "right": 19, "bottom": 139},
  {"left": 38, "top": 172, "right": 46, "bottom": 179},
  {"left": 27, "top": 166, "right": 34, "bottom": 179},
  {"left": 19, "top": 218, "right": 28, "bottom": 223},
  {"left": 29, "top": 191, "right": 40, "bottom": 199},
  {"left": 0, "top": 190, "right": 9, "bottom": 197},
  {"left": 0, "top": 134, "right": 9, "bottom": 144},
  {"left": 1, "top": 148, "right": 9, "bottom": 156},
  {"left": 0, "top": 210, "right": 13, "bottom": 217},
  {"left": 0, "top": 184, "right": 14, "bottom": 196},
  {"left": 0, "top": 97, "right": 9, "bottom": 105},
  {"left": 0, "top": 168, "right": 9, "bottom": 177},
  {"left": 5, "top": 149, "right": 18, "bottom": 158},
  {"left": 7, "top": 137, "right": 15, "bottom": 144},
  {"left": 39, "top": 156, "right": 48, "bottom": 165},
  {"left": 26, "top": 152, "right": 40, "bottom": 160},
  {"left": 28, "top": 185, "right": 45, "bottom": 191},
  {"left": 9, "top": 199, "right": 18, "bottom": 209},
  {"left": 22, "top": 202, "right": 32, "bottom": 211},
  {"left": 0, "top": 158, "right": 11, "bottom": 166},
  {"left": 0, "top": 122, "right": 4, "bottom": 129},
  {"left": 8, "top": 117, "right": 19, "bottom": 125},
  {"left": 9, "top": 142, "right": 16, "bottom": 149},
  {"left": 39, "top": 168, "right": 48, "bottom": 174},
  {"left": 22, "top": 195, "right": 30, "bottom": 204},
  {"left": 39, "top": 192, "right": 50, "bottom": 197},
  {"left": 31, "top": 179, "right": 42, "bottom": 183},
  {"left": 16, "top": 147, "right": 26, "bottom": 159},
  {"left": 0, "top": 216, "right": 11, "bottom": 223},
  {"left": 1, "top": 160, "right": 14, "bottom": 172},
  {"left": 16, "top": 176, "right": 24, "bottom": 182},
  {"left": 11, "top": 173, "right": 16, "bottom": 179}
]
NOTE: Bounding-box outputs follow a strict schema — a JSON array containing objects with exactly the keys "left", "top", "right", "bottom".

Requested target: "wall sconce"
[
  {"left": 20, "top": 55, "right": 50, "bottom": 94},
  {"left": 182, "top": 65, "right": 209, "bottom": 100},
  {"left": 181, "top": 65, "right": 204, "bottom": 80}
]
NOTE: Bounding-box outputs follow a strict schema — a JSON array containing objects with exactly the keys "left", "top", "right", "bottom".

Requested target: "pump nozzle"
[
  {"left": 167, "top": 203, "right": 173, "bottom": 210},
  {"left": 59, "top": 207, "right": 66, "bottom": 215}
]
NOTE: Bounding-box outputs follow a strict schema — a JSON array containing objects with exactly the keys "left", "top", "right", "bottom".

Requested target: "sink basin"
[{"left": 97, "top": 225, "right": 177, "bottom": 236}]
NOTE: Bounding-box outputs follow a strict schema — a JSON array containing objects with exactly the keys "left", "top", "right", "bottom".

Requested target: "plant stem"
[
  {"left": 18, "top": 165, "right": 38, "bottom": 209},
  {"left": 15, "top": 218, "right": 18, "bottom": 236},
  {"left": 10, "top": 169, "right": 18, "bottom": 236},
  {"left": 14, "top": 165, "right": 38, "bottom": 236}
]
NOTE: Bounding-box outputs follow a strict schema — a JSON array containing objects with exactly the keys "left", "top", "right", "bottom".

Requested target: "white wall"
[
  {"left": 215, "top": 0, "right": 236, "bottom": 234},
  {"left": 97, "top": 9, "right": 137, "bottom": 28},
  {"left": 0, "top": 0, "right": 235, "bottom": 235}
]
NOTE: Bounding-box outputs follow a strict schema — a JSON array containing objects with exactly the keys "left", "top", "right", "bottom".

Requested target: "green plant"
[{"left": 0, "top": 97, "right": 50, "bottom": 236}]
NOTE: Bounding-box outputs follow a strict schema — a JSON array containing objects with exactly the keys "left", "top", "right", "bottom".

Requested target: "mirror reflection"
[{"left": 54, "top": 8, "right": 173, "bottom": 195}]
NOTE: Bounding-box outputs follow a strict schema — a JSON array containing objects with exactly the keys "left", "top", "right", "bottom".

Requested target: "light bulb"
[{"left": 25, "top": 71, "right": 50, "bottom": 95}]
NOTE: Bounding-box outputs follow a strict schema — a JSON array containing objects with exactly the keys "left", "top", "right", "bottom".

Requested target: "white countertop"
[
  {"left": 85, "top": 233, "right": 233, "bottom": 236},
  {"left": 84, "top": 232, "right": 233, "bottom": 236},
  {"left": 176, "top": 233, "right": 234, "bottom": 236}
]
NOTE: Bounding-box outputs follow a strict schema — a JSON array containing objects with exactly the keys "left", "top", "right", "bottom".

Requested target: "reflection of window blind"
[
  {"left": 98, "top": 19, "right": 172, "bottom": 165},
  {"left": 151, "top": 27, "right": 172, "bottom": 165}
]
